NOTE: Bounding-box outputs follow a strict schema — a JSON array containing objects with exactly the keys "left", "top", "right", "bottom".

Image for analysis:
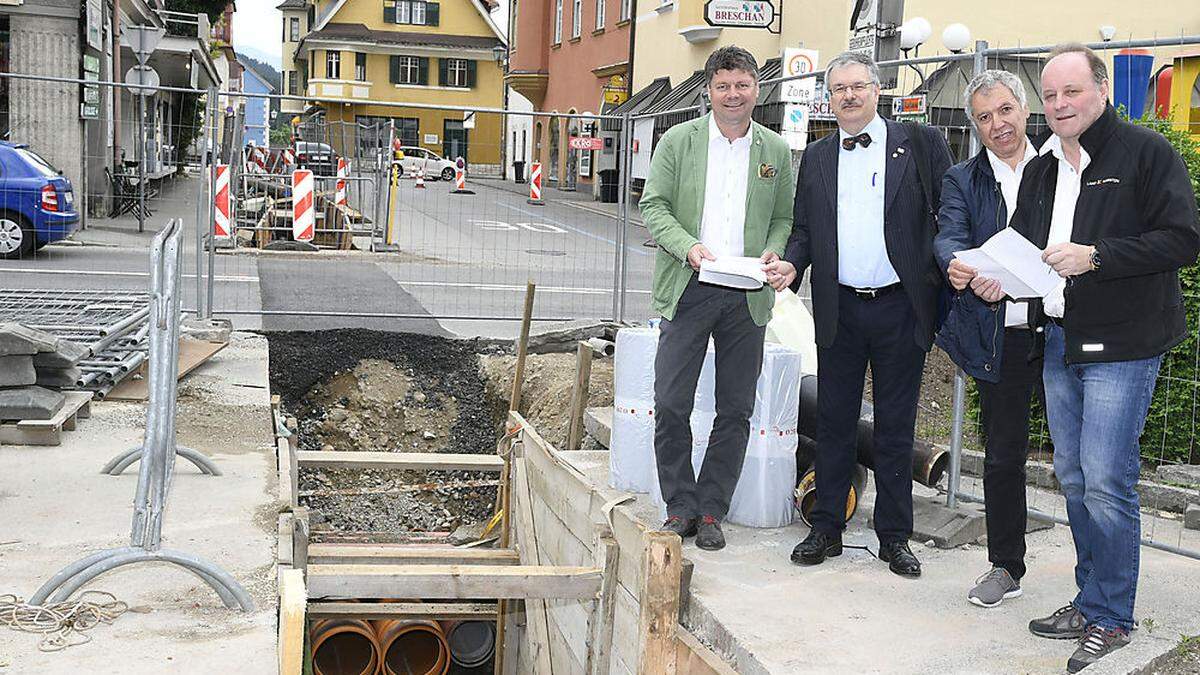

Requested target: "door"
[{"left": 442, "top": 119, "right": 468, "bottom": 166}]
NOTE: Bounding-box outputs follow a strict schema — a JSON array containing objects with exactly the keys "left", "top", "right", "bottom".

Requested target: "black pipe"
[{"left": 797, "top": 375, "right": 948, "bottom": 488}]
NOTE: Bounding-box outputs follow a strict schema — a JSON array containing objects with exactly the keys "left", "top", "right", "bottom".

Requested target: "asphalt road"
[{"left": 0, "top": 177, "right": 657, "bottom": 339}]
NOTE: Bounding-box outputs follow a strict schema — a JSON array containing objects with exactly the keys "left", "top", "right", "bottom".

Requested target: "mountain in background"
[
  {"left": 235, "top": 44, "right": 282, "bottom": 71},
  {"left": 239, "top": 53, "right": 282, "bottom": 92}
]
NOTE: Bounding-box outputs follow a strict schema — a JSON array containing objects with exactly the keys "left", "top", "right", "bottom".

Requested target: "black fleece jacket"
[{"left": 1010, "top": 105, "right": 1200, "bottom": 364}]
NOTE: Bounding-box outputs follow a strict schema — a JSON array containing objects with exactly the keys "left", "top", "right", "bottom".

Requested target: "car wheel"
[
  {"left": 0, "top": 214, "right": 33, "bottom": 260},
  {"left": 441, "top": 167, "right": 455, "bottom": 182}
]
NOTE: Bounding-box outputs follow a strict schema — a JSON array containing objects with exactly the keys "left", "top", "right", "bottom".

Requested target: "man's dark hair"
[
  {"left": 704, "top": 46, "right": 759, "bottom": 86},
  {"left": 1047, "top": 42, "right": 1108, "bottom": 85}
]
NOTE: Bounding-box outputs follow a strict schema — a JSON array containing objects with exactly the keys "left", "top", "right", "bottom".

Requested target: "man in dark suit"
[{"left": 765, "top": 51, "right": 952, "bottom": 577}]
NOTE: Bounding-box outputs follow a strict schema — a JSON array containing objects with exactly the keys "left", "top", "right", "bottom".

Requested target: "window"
[
  {"left": 595, "top": 0, "right": 605, "bottom": 30},
  {"left": 385, "top": 0, "right": 439, "bottom": 26},
  {"left": 553, "top": 0, "right": 563, "bottom": 43},
  {"left": 326, "top": 51, "right": 340, "bottom": 79},
  {"left": 620, "top": 0, "right": 631, "bottom": 21},
  {"left": 572, "top": 0, "right": 582, "bottom": 38},
  {"left": 389, "top": 55, "right": 428, "bottom": 85},
  {"left": 439, "top": 58, "right": 476, "bottom": 88},
  {"left": 289, "top": 17, "right": 299, "bottom": 41},
  {"left": 396, "top": 117, "right": 419, "bottom": 146},
  {"left": 287, "top": 70, "right": 298, "bottom": 95},
  {"left": 355, "top": 52, "right": 367, "bottom": 81}
]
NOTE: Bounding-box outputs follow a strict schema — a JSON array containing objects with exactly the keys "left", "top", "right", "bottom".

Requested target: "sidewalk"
[{"left": 71, "top": 174, "right": 201, "bottom": 249}]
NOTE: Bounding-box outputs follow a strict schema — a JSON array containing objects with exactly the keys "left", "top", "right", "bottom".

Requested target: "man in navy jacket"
[{"left": 934, "top": 70, "right": 1043, "bottom": 609}]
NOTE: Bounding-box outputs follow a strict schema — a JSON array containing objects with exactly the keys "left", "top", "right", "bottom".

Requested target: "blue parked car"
[{"left": 0, "top": 142, "right": 79, "bottom": 259}]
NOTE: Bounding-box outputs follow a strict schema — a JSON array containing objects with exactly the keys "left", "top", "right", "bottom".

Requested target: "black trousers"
[
  {"left": 812, "top": 286, "right": 925, "bottom": 544},
  {"left": 653, "top": 276, "right": 765, "bottom": 520},
  {"left": 975, "top": 327, "right": 1042, "bottom": 581}
]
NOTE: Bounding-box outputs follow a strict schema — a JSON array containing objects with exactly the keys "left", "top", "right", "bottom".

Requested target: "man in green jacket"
[{"left": 640, "top": 45, "right": 795, "bottom": 550}]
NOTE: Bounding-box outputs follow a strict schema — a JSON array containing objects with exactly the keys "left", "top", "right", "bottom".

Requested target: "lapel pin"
[{"left": 898, "top": 147, "right": 906, "bottom": 154}]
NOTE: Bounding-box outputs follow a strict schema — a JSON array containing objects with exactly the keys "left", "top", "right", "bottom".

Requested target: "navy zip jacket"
[{"left": 933, "top": 142, "right": 1038, "bottom": 382}]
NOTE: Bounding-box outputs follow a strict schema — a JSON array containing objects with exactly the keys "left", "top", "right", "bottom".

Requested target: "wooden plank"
[
  {"left": 587, "top": 532, "right": 618, "bottom": 675},
  {"left": 566, "top": 341, "right": 594, "bottom": 451},
  {"left": 546, "top": 599, "right": 587, "bottom": 674},
  {"left": 277, "top": 514, "right": 294, "bottom": 567},
  {"left": 306, "top": 564, "right": 602, "bottom": 600},
  {"left": 278, "top": 568, "right": 306, "bottom": 675},
  {"left": 296, "top": 451, "right": 504, "bottom": 471},
  {"left": 509, "top": 282, "right": 536, "bottom": 412},
  {"left": 674, "top": 626, "right": 738, "bottom": 675},
  {"left": 2, "top": 392, "right": 93, "bottom": 446},
  {"left": 308, "top": 601, "right": 497, "bottom": 620},
  {"left": 637, "top": 531, "right": 682, "bottom": 675},
  {"left": 292, "top": 507, "right": 309, "bottom": 572},
  {"left": 277, "top": 438, "right": 297, "bottom": 509},
  {"left": 105, "top": 339, "right": 227, "bottom": 401},
  {"left": 610, "top": 584, "right": 641, "bottom": 675},
  {"left": 511, "top": 453, "right": 554, "bottom": 675},
  {"left": 308, "top": 544, "right": 519, "bottom": 566}
]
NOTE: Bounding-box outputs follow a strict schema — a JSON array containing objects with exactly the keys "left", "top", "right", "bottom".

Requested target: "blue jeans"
[{"left": 1043, "top": 324, "right": 1161, "bottom": 632}]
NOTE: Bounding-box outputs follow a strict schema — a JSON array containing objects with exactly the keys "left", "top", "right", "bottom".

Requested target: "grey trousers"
[{"left": 653, "top": 276, "right": 766, "bottom": 520}]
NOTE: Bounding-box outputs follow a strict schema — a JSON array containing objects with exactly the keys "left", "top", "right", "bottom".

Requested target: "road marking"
[
  {"left": 390, "top": 279, "right": 651, "bottom": 296},
  {"left": 499, "top": 203, "right": 653, "bottom": 257},
  {"left": 0, "top": 267, "right": 259, "bottom": 282},
  {"left": 472, "top": 220, "right": 567, "bottom": 234}
]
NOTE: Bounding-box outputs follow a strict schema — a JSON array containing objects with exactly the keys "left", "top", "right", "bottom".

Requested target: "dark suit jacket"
[{"left": 784, "top": 119, "right": 953, "bottom": 350}]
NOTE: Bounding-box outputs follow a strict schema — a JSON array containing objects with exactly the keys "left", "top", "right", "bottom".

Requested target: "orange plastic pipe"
[
  {"left": 310, "top": 618, "right": 382, "bottom": 675},
  {"left": 373, "top": 619, "right": 449, "bottom": 675}
]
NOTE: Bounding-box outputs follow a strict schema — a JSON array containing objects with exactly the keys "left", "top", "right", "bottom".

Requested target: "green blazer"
[{"left": 640, "top": 114, "right": 796, "bottom": 326}]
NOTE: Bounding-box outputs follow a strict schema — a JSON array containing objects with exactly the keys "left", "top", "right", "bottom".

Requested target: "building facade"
[
  {"left": 284, "top": 0, "right": 506, "bottom": 172},
  {"left": 240, "top": 60, "right": 276, "bottom": 147},
  {"left": 507, "top": 0, "right": 634, "bottom": 192}
]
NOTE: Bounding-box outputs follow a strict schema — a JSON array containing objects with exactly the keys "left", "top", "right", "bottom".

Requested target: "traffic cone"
[{"left": 415, "top": 171, "right": 425, "bottom": 189}]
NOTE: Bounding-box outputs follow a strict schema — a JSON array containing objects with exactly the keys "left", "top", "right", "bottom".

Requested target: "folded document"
[
  {"left": 954, "top": 228, "right": 1060, "bottom": 299},
  {"left": 699, "top": 256, "right": 767, "bottom": 290}
]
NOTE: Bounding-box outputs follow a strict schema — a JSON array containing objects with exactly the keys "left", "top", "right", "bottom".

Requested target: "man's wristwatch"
[{"left": 1089, "top": 247, "right": 1101, "bottom": 272}]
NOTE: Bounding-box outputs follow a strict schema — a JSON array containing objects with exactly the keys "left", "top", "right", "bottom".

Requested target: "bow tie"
[{"left": 842, "top": 132, "right": 872, "bottom": 150}]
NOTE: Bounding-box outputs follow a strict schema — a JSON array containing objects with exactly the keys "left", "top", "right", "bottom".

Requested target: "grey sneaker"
[
  {"left": 1029, "top": 604, "right": 1087, "bottom": 639},
  {"left": 1067, "top": 625, "right": 1130, "bottom": 672},
  {"left": 967, "top": 567, "right": 1022, "bottom": 608}
]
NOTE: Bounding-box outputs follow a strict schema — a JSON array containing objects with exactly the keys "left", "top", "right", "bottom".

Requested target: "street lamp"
[
  {"left": 899, "top": 17, "right": 932, "bottom": 89},
  {"left": 493, "top": 44, "right": 509, "bottom": 180},
  {"left": 1099, "top": 25, "right": 1117, "bottom": 42},
  {"left": 942, "top": 23, "right": 972, "bottom": 54}
]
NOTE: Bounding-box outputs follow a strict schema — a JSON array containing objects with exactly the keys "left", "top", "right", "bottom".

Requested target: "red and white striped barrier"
[
  {"left": 254, "top": 147, "right": 267, "bottom": 172},
  {"left": 282, "top": 147, "right": 295, "bottom": 170},
  {"left": 335, "top": 158, "right": 348, "bottom": 207},
  {"left": 454, "top": 167, "right": 466, "bottom": 191},
  {"left": 527, "top": 162, "right": 544, "bottom": 205},
  {"left": 414, "top": 169, "right": 425, "bottom": 189},
  {"left": 213, "top": 164, "right": 232, "bottom": 238},
  {"left": 292, "top": 169, "right": 314, "bottom": 242},
  {"left": 449, "top": 156, "right": 473, "bottom": 194}
]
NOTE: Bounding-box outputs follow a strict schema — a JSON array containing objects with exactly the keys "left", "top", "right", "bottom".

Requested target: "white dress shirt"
[
  {"left": 986, "top": 140, "right": 1038, "bottom": 327},
  {"left": 699, "top": 115, "right": 752, "bottom": 259},
  {"left": 1038, "top": 135, "right": 1091, "bottom": 318},
  {"left": 836, "top": 114, "right": 897, "bottom": 288}
]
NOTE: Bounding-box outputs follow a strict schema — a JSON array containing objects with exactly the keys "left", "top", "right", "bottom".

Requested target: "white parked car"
[{"left": 394, "top": 146, "right": 457, "bottom": 181}]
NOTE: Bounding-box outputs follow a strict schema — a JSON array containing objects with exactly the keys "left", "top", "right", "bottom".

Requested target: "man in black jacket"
[
  {"left": 765, "top": 51, "right": 952, "bottom": 578},
  {"left": 1010, "top": 44, "right": 1200, "bottom": 673}
]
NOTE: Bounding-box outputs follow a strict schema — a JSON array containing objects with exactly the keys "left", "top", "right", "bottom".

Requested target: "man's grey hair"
[
  {"left": 824, "top": 51, "right": 881, "bottom": 90},
  {"left": 964, "top": 69, "right": 1028, "bottom": 120},
  {"left": 704, "top": 46, "right": 759, "bottom": 86}
]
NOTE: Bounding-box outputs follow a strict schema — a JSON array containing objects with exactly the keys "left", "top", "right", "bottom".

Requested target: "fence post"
[
  {"left": 193, "top": 89, "right": 213, "bottom": 318},
  {"left": 617, "top": 112, "right": 633, "bottom": 323},
  {"left": 946, "top": 40, "right": 989, "bottom": 509},
  {"left": 204, "top": 87, "right": 219, "bottom": 319}
]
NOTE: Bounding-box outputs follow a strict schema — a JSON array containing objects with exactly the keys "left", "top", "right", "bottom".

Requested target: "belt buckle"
[{"left": 858, "top": 287, "right": 877, "bottom": 299}]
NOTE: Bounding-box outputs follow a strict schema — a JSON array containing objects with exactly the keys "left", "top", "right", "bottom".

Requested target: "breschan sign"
[{"left": 704, "top": 0, "right": 776, "bottom": 29}]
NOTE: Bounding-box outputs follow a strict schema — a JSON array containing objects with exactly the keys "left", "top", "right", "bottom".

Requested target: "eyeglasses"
[{"left": 829, "top": 82, "right": 875, "bottom": 97}]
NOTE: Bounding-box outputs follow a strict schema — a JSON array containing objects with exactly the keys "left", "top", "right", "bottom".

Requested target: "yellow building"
[
  {"left": 278, "top": 0, "right": 310, "bottom": 115},
  {"left": 280, "top": 0, "right": 506, "bottom": 169},
  {"left": 632, "top": 1, "right": 1200, "bottom": 100}
]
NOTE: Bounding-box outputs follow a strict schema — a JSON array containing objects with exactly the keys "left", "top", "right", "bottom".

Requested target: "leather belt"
[{"left": 839, "top": 282, "right": 902, "bottom": 300}]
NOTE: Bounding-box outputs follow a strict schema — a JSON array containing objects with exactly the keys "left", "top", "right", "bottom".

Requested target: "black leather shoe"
[
  {"left": 660, "top": 515, "right": 697, "bottom": 538},
  {"left": 695, "top": 515, "right": 725, "bottom": 551},
  {"left": 879, "top": 541, "right": 921, "bottom": 577},
  {"left": 791, "top": 530, "right": 842, "bottom": 565}
]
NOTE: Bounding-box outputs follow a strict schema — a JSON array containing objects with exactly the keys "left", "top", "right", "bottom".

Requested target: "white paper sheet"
[
  {"left": 953, "top": 228, "right": 1060, "bottom": 299},
  {"left": 699, "top": 256, "right": 767, "bottom": 290}
]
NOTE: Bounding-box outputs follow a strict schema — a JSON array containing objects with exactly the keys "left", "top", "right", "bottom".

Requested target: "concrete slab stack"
[{"left": 0, "top": 322, "right": 75, "bottom": 420}]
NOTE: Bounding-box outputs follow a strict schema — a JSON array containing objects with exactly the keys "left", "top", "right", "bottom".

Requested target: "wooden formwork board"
[
  {"left": 306, "top": 564, "right": 602, "bottom": 600},
  {"left": 507, "top": 411, "right": 733, "bottom": 675},
  {"left": 296, "top": 450, "right": 504, "bottom": 471},
  {"left": 0, "top": 391, "right": 93, "bottom": 446},
  {"left": 307, "top": 544, "right": 519, "bottom": 566},
  {"left": 309, "top": 601, "right": 497, "bottom": 620}
]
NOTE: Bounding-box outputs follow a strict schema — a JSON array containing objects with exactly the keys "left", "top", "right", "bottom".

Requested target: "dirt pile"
[
  {"left": 266, "top": 330, "right": 505, "bottom": 538},
  {"left": 479, "top": 352, "right": 614, "bottom": 450}
]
